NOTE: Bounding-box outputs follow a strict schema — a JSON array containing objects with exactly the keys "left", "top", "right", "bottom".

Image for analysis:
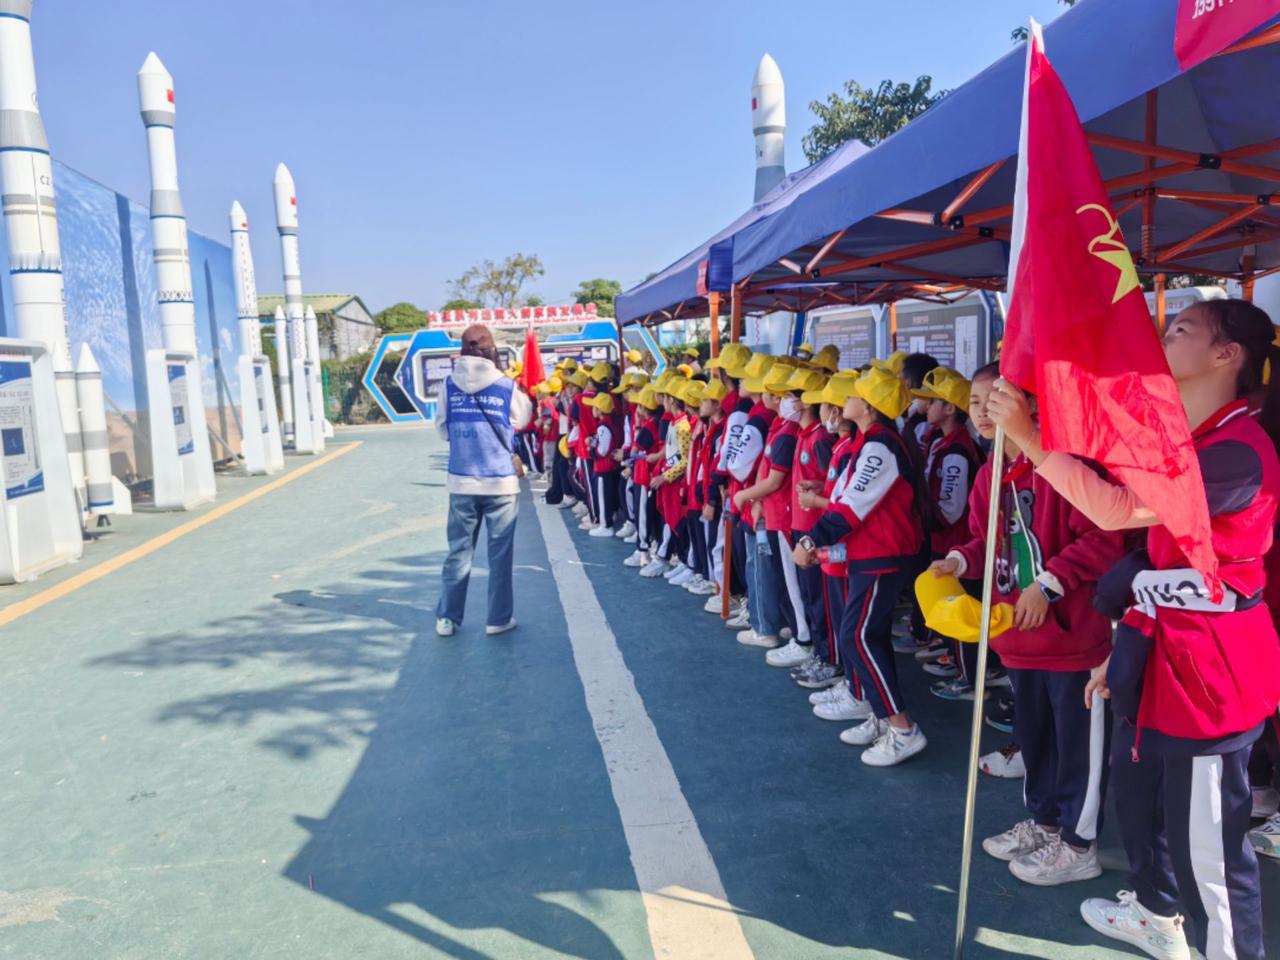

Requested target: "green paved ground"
[{"left": 0, "top": 425, "right": 1276, "bottom": 959}]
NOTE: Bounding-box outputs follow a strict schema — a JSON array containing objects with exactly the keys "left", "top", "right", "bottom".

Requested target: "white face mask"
[
  {"left": 779, "top": 397, "right": 803, "bottom": 422},
  {"left": 824, "top": 413, "right": 841, "bottom": 434}
]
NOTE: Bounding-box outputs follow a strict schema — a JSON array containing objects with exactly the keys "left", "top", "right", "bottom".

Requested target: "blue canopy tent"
[{"left": 619, "top": 0, "right": 1280, "bottom": 327}]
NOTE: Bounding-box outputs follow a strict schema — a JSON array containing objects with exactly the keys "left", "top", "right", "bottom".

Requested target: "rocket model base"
[
  {"left": 144, "top": 350, "right": 216, "bottom": 511},
  {"left": 0, "top": 337, "right": 84, "bottom": 583},
  {"left": 238, "top": 354, "right": 284, "bottom": 475}
]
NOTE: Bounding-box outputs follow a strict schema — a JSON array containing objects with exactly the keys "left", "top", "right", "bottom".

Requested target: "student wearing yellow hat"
[
  {"left": 582, "top": 391, "right": 624, "bottom": 538},
  {"left": 622, "top": 387, "right": 664, "bottom": 569},
  {"left": 704, "top": 343, "right": 757, "bottom": 620},
  {"left": 686, "top": 378, "right": 731, "bottom": 600},
  {"left": 669, "top": 380, "right": 713, "bottom": 592},
  {"left": 792, "top": 364, "right": 930, "bottom": 767},
  {"left": 640, "top": 378, "right": 694, "bottom": 579}
]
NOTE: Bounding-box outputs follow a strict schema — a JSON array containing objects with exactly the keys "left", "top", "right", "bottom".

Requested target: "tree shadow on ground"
[{"left": 89, "top": 517, "right": 636, "bottom": 959}]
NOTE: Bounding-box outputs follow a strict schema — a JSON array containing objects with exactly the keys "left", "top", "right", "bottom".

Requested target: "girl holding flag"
[{"left": 989, "top": 299, "right": 1280, "bottom": 960}]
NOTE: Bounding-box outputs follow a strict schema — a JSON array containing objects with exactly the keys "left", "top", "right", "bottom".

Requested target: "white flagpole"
[{"left": 952, "top": 19, "right": 1039, "bottom": 960}]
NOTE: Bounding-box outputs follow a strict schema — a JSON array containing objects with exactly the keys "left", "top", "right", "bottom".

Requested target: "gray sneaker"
[{"left": 796, "top": 661, "right": 843, "bottom": 689}]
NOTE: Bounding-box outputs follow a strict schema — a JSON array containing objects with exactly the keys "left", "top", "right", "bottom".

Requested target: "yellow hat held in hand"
[
  {"left": 854, "top": 365, "right": 912, "bottom": 420},
  {"left": 914, "top": 570, "right": 1014, "bottom": 644},
  {"left": 705, "top": 342, "right": 751, "bottom": 373},
  {"left": 811, "top": 344, "right": 840, "bottom": 373},
  {"left": 585, "top": 392, "right": 615, "bottom": 415},
  {"left": 558, "top": 436, "right": 570, "bottom": 457},
  {"left": 912, "top": 367, "right": 971, "bottom": 410}
]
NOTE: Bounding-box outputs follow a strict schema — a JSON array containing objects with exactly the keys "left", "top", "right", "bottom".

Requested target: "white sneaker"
[
  {"left": 640, "top": 559, "right": 669, "bottom": 578},
  {"left": 662, "top": 562, "right": 685, "bottom": 580},
  {"left": 578, "top": 517, "right": 596, "bottom": 530},
  {"left": 980, "top": 744, "right": 1026, "bottom": 780},
  {"left": 865, "top": 727, "right": 926, "bottom": 773},
  {"left": 589, "top": 525, "right": 615, "bottom": 538},
  {"left": 571, "top": 502, "right": 588, "bottom": 517},
  {"left": 982, "top": 819, "right": 1055, "bottom": 862},
  {"left": 623, "top": 549, "right": 648, "bottom": 568},
  {"left": 435, "top": 617, "right": 456, "bottom": 637},
  {"left": 736, "top": 629, "right": 780, "bottom": 649},
  {"left": 861, "top": 724, "right": 927, "bottom": 767},
  {"left": 765, "top": 639, "right": 812, "bottom": 668},
  {"left": 809, "top": 679, "right": 849, "bottom": 705},
  {"left": 703, "top": 593, "right": 724, "bottom": 613},
  {"left": 615, "top": 521, "right": 636, "bottom": 539},
  {"left": 1080, "top": 891, "right": 1190, "bottom": 960},
  {"left": 812, "top": 686, "right": 874, "bottom": 721},
  {"left": 725, "top": 610, "right": 751, "bottom": 629},
  {"left": 485, "top": 620, "right": 517, "bottom": 636},
  {"left": 839, "top": 715, "right": 888, "bottom": 746},
  {"left": 1251, "top": 785, "right": 1280, "bottom": 819},
  {"left": 669, "top": 566, "right": 695, "bottom": 586},
  {"left": 1248, "top": 811, "right": 1280, "bottom": 860},
  {"left": 686, "top": 577, "right": 717, "bottom": 596},
  {"left": 1009, "top": 835, "right": 1101, "bottom": 885}
]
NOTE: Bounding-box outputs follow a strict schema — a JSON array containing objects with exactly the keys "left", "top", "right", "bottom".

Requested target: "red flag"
[
  {"left": 1002, "top": 22, "right": 1218, "bottom": 587},
  {"left": 519, "top": 325, "right": 545, "bottom": 393}
]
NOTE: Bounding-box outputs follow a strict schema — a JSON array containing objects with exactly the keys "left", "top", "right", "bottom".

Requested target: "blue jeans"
[{"left": 436, "top": 493, "right": 518, "bottom": 627}]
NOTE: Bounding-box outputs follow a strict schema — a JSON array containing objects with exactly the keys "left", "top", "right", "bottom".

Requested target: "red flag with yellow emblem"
[{"left": 1001, "top": 21, "right": 1217, "bottom": 586}]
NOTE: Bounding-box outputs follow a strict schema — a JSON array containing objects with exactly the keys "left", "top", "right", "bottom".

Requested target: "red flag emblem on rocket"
[
  {"left": 1002, "top": 21, "right": 1218, "bottom": 588},
  {"left": 166, "top": 89, "right": 174, "bottom": 103}
]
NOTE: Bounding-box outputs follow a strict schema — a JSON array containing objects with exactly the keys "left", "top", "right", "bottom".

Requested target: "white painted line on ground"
[{"left": 533, "top": 498, "right": 756, "bottom": 960}]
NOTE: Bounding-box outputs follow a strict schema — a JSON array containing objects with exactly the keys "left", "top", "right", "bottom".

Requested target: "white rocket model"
[
  {"left": 73, "top": 344, "right": 114, "bottom": 513},
  {"left": 0, "top": 0, "right": 86, "bottom": 513},
  {"left": 273, "top": 304, "right": 293, "bottom": 439},
  {"left": 138, "top": 53, "right": 198, "bottom": 355},
  {"left": 304, "top": 305, "right": 332, "bottom": 438},
  {"left": 137, "top": 52, "right": 215, "bottom": 510},
  {"left": 273, "top": 162, "right": 321, "bottom": 453},
  {"left": 230, "top": 201, "right": 283, "bottom": 474},
  {"left": 752, "top": 53, "right": 786, "bottom": 203}
]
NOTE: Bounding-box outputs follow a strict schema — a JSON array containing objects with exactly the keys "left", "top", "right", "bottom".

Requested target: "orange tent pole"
[
  {"left": 1155, "top": 274, "right": 1167, "bottom": 333},
  {"left": 708, "top": 291, "right": 721, "bottom": 359}
]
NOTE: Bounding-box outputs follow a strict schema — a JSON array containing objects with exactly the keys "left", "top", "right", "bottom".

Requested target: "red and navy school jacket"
[
  {"left": 632, "top": 414, "right": 659, "bottom": 487},
  {"left": 684, "top": 418, "right": 707, "bottom": 509},
  {"left": 702, "top": 414, "right": 728, "bottom": 510},
  {"left": 791, "top": 421, "right": 834, "bottom": 534},
  {"left": 760, "top": 417, "right": 800, "bottom": 532},
  {"left": 1110, "top": 401, "right": 1280, "bottom": 753},
  {"left": 953, "top": 455, "right": 1124, "bottom": 672},
  {"left": 926, "top": 426, "right": 984, "bottom": 555},
  {"left": 592, "top": 411, "right": 622, "bottom": 474},
  {"left": 820, "top": 432, "right": 856, "bottom": 578},
  {"left": 809, "top": 420, "right": 923, "bottom": 573}
]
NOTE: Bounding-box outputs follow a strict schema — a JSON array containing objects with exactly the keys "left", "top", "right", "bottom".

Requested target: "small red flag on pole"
[
  {"left": 1001, "top": 20, "right": 1217, "bottom": 589},
  {"left": 520, "top": 325, "right": 545, "bottom": 393}
]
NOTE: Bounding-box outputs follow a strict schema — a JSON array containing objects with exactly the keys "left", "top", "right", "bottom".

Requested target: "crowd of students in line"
[{"left": 506, "top": 299, "right": 1280, "bottom": 960}]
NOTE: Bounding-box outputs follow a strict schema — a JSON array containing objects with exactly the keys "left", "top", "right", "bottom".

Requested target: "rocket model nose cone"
[
  {"left": 75, "top": 343, "right": 101, "bottom": 374},
  {"left": 274, "top": 163, "right": 298, "bottom": 230},
  {"left": 753, "top": 53, "right": 782, "bottom": 88},
  {"left": 274, "top": 306, "right": 286, "bottom": 320},
  {"left": 305, "top": 306, "right": 317, "bottom": 320},
  {"left": 138, "top": 52, "right": 175, "bottom": 116},
  {"left": 230, "top": 200, "right": 247, "bottom": 227}
]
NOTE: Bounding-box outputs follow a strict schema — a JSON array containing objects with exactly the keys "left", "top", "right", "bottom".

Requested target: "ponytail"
[{"left": 1200, "top": 298, "right": 1280, "bottom": 454}]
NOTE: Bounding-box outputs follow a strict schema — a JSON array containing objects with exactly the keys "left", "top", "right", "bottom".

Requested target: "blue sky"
[{"left": 39, "top": 0, "right": 1070, "bottom": 313}]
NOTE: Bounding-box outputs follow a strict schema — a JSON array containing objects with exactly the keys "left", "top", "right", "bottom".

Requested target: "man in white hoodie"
[{"left": 434, "top": 325, "right": 533, "bottom": 637}]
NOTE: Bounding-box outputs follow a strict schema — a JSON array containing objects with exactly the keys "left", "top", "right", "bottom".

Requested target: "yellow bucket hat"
[
  {"left": 705, "top": 342, "right": 752, "bottom": 373},
  {"left": 911, "top": 366, "right": 971, "bottom": 410},
  {"left": 585, "top": 392, "right": 615, "bottom": 415},
  {"left": 854, "top": 365, "right": 912, "bottom": 419},
  {"left": 702, "top": 379, "right": 730, "bottom": 403},
  {"left": 915, "top": 571, "right": 1014, "bottom": 644},
  {"left": 785, "top": 366, "right": 829, "bottom": 396},
  {"left": 881, "top": 351, "right": 908, "bottom": 376},
  {"left": 811, "top": 344, "right": 841, "bottom": 373},
  {"left": 817, "top": 370, "right": 861, "bottom": 406}
]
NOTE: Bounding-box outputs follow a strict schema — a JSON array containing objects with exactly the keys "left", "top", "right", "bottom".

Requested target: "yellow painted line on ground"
[{"left": 0, "top": 441, "right": 361, "bottom": 629}]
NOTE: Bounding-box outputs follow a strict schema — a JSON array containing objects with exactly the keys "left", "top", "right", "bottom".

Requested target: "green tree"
[
  {"left": 440, "top": 298, "right": 482, "bottom": 312},
  {"left": 573, "top": 278, "right": 623, "bottom": 318},
  {"left": 1012, "top": 0, "right": 1078, "bottom": 40},
  {"left": 802, "top": 76, "right": 947, "bottom": 164},
  {"left": 449, "top": 253, "right": 546, "bottom": 309},
  {"left": 373, "top": 301, "right": 427, "bottom": 333},
  {"left": 525, "top": 294, "right": 545, "bottom": 307}
]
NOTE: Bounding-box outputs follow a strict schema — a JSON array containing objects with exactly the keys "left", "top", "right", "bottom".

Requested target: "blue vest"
[{"left": 445, "top": 376, "right": 516, "bottom": 479}]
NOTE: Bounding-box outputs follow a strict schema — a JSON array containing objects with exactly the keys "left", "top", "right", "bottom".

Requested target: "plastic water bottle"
[
  {"left": 756, "top": 524, "right": 772, "bottom": 556},
  {"left": 818, "top": 543, "right": 847, "bottom": 564}
]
